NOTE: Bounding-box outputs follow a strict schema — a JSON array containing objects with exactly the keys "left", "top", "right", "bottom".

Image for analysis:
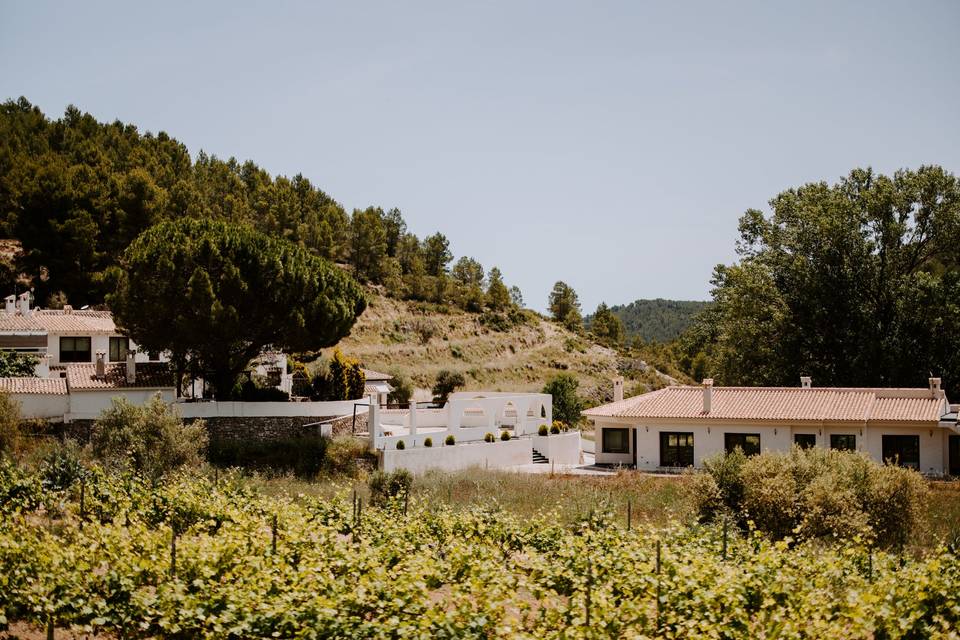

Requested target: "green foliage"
[
  {"left": 687, "top": 166, "right": 960, "bottom": 396},
  {"left": 0, "top": 392, "right": 21, "bottom": 456},
  {"left": 108, "top": 217, "right": 366, "bottom": 398},
  {"left": 485, "top": 267, "right": 511, "bottom": 311},
  {"left": 444, "top": 434, "right": 455, "bottom": 446},
  {"left": 692, "top": 447, "right": 929, "bottom": 548},
  {"left": 484, "top": 432, "right": 495, "bottom": 443},
  {"left": 500, "top": 430, "right": 511, "bottom": 441},
  {"left": 311, "top": 350, "right": 366, "bottom": 401},
  {"left": 89, "top": 394, "right": 207, "bottom": 482},
  {"left": 0, "top": 467, "right": 957, "bottom": 637},
  {"left": 423, "top": 437, "right": 433, "bottom": 448},
  {"left": 368, "top": 468, "right": 412, "bottom": 506},
  {"left": 0, "top": 350, "right": 39, "bottom": 377},
  {"left": 542, "top": 373, "right": 583, "bottom": 426},
  {"left": 549, "top": 424, "right": 560, "bottom": 435},
  {"left": 588, "top": 302, "right": 625, "bottom": 346},
  {"left": 538, "top": 424, "right": 549, "bottom": 436},
  {"left": 591, "top": 299, "right": 711, "bottom": 343},
  {"left": 386, "top": 369, "right": 413, "bottom": 406},
  {"left": 322, "top": 436, "right": 375, "bottom": 477},
  {"left": 233, "top": 378, "right": 290, "bottom": 402},
  {"left": 548, "top": 281, "right": 583, "bottom": 332},
  {"left": 207, "top": 436, "right": 327, "bottom": 478},
  {"left": 431, "top": 369, "right": 465, "bottom": 406},
  {"left": 396, "top": 440, "right": 406, "bottom": 450}
]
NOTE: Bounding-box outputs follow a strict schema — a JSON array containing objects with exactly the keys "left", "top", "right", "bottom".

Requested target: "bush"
[
  {"left": 0, "top": 392, "right": 22, "bottom": 456},
  {"left": 501, "top": 430, "right": 511, "bottom": 441},
  {"left": 445, "top": 435, "right": 455, "bottom": 446},
  {"left": 549, "top": 424, "right": 560, "bottom": 435},
  {"left": 90, "top": 394, "right": 208, "bottom": 483},
  {"left": 424, "top": 437, "right": 433, "bottom": 448},
  {"left": 396, "top": 440, "right": 406, "bottom": 450},
  {"left": 387, "top": 370, "right": 413, "bottom": 406},
  {"left": 691, "top": 447, "right": 929, "bottom": 548},
  {"left": 432, "top": 370, "right": 465, "bottom": 406},
  {"left": 543, "top": 373, "right": 583, "bottom": 427},
  {"left": 38, "top": 439, "right": 85, "bottom": 491},
  {"left": 323, "top": 436, "right": 375, "bottom": 477},
  {"left": 484, "top": 432, "right": 495, "bottom": 443},
  {"left": 538, "top": 424, "right": 549, "bottom": 436},
  {"left": 312, "top": 350, "right": 365, "bottom": 400},
  {"left": 553, "top": 420, "right": 569, "bottom": 432},
  {"left": 368, "top": 469, "right": 413, "bottom": 506},
  {"left": 208, "top": 435, "right": 328, "bottom": 478},
  {"left": 236, "top": 378, "right": 290, "bottom": 402}
]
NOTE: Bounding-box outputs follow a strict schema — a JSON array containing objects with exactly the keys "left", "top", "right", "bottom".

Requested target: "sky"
[{"left": 1, "top": 1, "right": 958, "bottom": 313}]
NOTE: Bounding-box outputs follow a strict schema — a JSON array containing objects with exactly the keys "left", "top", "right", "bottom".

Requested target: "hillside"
[
  {"left": 594, "top": 298, "right": 711, "bottom": 343},
  {"left": 334, "top": 292, "right": 671, "bottom": 404}
]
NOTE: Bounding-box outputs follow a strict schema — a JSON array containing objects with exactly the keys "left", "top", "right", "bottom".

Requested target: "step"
[{"left": 531, "top": 447, "right": 549, "bottom": 464}]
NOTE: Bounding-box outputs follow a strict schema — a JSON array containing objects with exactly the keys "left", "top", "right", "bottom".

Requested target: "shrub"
[
  {"left": 368, "top": 469, "right": 413, "bottom": 506},
  {"left": 387, "top": 370, "right": 413, "bottom": 406},
  {"left": 484, "top": 432, "right": 495, "bottom": 443},
  {"left": 543, "top": 373, "right": 583, "bottom": 427},
  {"left": 312, "top": 350, "right": 365, "bottom": 400},
  {"left": 0, "top": 392, "right": 22, "bottom": 456},
  {"left": 396, "top": 440, "right": 406, "bottom": 450},
  {"left": 549, "top": 424, "right": 560, "bottom": 435},
  {"left": 38, "top": 439, "right": 85, "bottom": 491},
  {"left": 432, "top": 370, "right": 465, "bottom": 406},
  {"left": 445, "top": 435, "right": 455, "bottom": 446},
  {"left": 91, "top": 394, "right": 208, "bottom": 483},
  {"left": 424, "top": 437, "right": 433, "bottom": 448},
  {"left": 538, "top": 424, "right": 549, "bottom": 436},
  {"left": 323, "top": 436, "right": 375, "bottom": 477},
  {"left": 692, "top": 447, "right": 929, "bottom": 548},
  {"left": 500, "top": 430, "right": 511, "bottom": 441},
  {"left": 553, "top": 420, "right": 569, "bottom": 432},
  {"left": 208, "top": 435, "right": 328, "bottom": 478},
  {"left": 236, "top": 378, "right": 290, "bottom": 402}
]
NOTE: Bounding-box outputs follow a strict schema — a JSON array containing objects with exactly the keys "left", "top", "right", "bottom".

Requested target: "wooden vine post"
[
  {"left": 271, "top": 514, "right": 278, "bottom": 555},
  {"left": 655, "top": 539, "right": 662, "bottom": 631},
  {"left": 170, "top": 526, "right": 178, "bottom": 578}
]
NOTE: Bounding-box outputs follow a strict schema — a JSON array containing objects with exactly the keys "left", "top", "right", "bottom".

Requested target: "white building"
[
  {"left": 0, "top": 292, "right": 163, "bottom": 372},
  {"left": 585, "top": 377, "right": 959, "bottom": 476}
]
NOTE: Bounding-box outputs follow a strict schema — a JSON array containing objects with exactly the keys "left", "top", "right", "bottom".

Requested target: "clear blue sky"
[{"left": 2, "top": 1, "right": 958, "bottom": 312}]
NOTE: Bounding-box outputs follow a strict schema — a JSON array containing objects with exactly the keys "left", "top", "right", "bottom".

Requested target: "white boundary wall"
[
  {"left": 176, "top": 400, "right": 363, "bottom": 420},
  {"left": 532, "top": 432, "right": 582, "bottom": 465},
  {"left": 380, "top": 438, "right": 532, "bottom": 474}
]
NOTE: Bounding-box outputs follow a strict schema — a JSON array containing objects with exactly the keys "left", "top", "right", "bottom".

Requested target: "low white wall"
[
  {"left": 532, "top": 432, "right": 582, "bottom": 465},
  {"left": 380, "top": 437, "right": 533, "bottom": 474},
  {"left": 10, "top": 392, "right": 69, "bottom": 420},
  {"left": 176, "top": 399, "right": 362, "bottom": 419},
  {"left": 67, "top": 389, "right": 176, "bottom": 421}
]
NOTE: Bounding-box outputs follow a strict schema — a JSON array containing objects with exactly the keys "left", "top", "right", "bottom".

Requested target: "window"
[
  {"left": 59, "top": 336, "right": 91, "bottom": 363},
  {"left": 882, "top": 435, "right": 919, "bottom": 469},
  {"left": 830, "top": 434, "right": 856, "bottom": 451},
  {"left": 109, "top": 337, "right": 129, "bottom": 362},
  {"left": 724, "top": 433, "right": 760, "bottom": 456},
  {"left": 794, "top": 433, "right": 817, "bottom": 449},
  {"left": 660, "top": 432, "right": 694, "bottom": 467},
  {"left": 601, "top": 428, "right": 630, "bottom": 454}
]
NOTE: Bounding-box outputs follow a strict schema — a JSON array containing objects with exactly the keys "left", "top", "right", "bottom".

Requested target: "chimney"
[
  {"left": 126, "top": 350, "right": 136, "bottom": 384},
  {"left": 4, "top": 295, "right": 14, "bottom": 314},
  {"left": 613, "top": 376, "right": 624, "bottom": 403},
  {"left": 95, "top": 351, "right": 106, "bottom": 377},
  {"left": 17, "top": 291, "right": 29, "bottom": 315},
  {"left": 800, "top": 376, "right": 812, "bottom": 389},
  {"left": 702, "top": 378, "right": 713, "bottom": 414},
  {"left": 930, "top": 377, "right": 943, "bottom": 397}
]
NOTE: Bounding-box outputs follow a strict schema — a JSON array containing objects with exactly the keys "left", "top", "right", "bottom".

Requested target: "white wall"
[
  {"left": 380, "top": 437, "right": 532, "bottom": 474},
  {"left": 9, "top": 393, "right": 69, "bottom": 420},
  {"left": 862, "top": 425, "right": 946, "bottom": 476},
  {"left": 45, "top": 333, "right": 164, "bottom": 367},
  {"left": 67, "top": 389, "right": 175, "bottom": 420},
  {"left": 177, "top": 399, "right": 363, "bottom": 420},
  {"left": 532, "top": 432, "right": 582, "bottom": 465}
]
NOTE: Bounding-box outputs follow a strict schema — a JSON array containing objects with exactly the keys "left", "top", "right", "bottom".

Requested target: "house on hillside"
[
  {"left": 0, "top": 292, "right": 163, "bottom": 373},
  {"left": 584, "top": 377, "right": 959, "bottom": 476},
  {"left": 363, "top": 369, "right": 393, "bottom": 406}
]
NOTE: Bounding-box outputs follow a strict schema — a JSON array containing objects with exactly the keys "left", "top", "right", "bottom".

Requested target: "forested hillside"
[
  {"left": 589, "top": 299, "right": 710, "bottom": 343},
  {"left": 0, "top": 98, "right": 520, "bottom": 313}
]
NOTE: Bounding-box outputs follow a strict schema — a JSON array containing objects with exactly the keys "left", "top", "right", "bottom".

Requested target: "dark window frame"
[
  {"left": 601, "top": 427, "right": 630, "bottom": 454},
  {"left": 59, "top": 336, "right": 91, "bottom": 363},
  {"left": 882, "top": 435, "right": 920, "bottom": 469},
  {"left": 724, "top": 433, "right": 760, "bottom": 456},
  {"left": 794, "top": 433, "right": 817, "bottom": 449},
  {"left": 109, "top": 336, "right": 130, "bottom": 362},
  {"left": 660, "top": 431, "right": 694, "bottom": 467},
  {"left": 830, "top": 434, "right": 856, "bottom": 451}
]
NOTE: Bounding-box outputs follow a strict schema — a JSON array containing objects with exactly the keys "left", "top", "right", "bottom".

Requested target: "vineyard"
[{"left": 1, "top": 461, "right": 959, "bottom": 639}]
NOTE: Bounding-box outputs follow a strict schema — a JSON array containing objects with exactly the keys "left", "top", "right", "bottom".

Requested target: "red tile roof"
[
  {"left": 0, "top": 309, "right": 116, "bottom": 334},
  {"left": 0, "top": 377, "right": 68, "bottom": 395},
  {"left": 583, "top": 386, "right": 947, "bottom": 424},
  {"left": 65, "top": 362, "right": 175, "bottom": 391},
  {"left": 362, "top": 369, "right": 393, "bottom": 381}
]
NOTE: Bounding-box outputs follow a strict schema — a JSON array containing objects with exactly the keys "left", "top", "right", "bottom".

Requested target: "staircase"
[{"left": 532, "top": 448, "right": 549, "bottom": 464}]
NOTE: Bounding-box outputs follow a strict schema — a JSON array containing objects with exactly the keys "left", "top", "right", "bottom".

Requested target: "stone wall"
[{"left": 200, "top": 416, "right": 336, "bottom": 442}]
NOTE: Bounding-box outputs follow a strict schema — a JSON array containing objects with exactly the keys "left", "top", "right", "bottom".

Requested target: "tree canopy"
[
  {"left": 548, "top": 281, "right": 583, "bottom": 332},
  {"left": 682, "top": 166, "right": 960, "bottom": 396},
  {"left": 108, "top": 218, "right": 366, "bottom": 398}
]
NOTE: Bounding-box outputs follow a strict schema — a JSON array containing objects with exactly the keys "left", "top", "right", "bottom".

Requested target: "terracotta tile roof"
[
  {"left": 0, "top": 309, "right": 116, "bottom": 334},
  {"left": 364, "top": 382, "right": 393, "bottom": 396},
  {"left": 0, "top": 377, "right": 68, "bottom": 395},
  {"left": 65, "top": 362, "right": 175, "bottom": 391},
  {"left": 362, "top": 368, "right": 393, "bottom": 381},
  {"left": 583, "top": 386, "right": 947, "bottom": 424}
]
